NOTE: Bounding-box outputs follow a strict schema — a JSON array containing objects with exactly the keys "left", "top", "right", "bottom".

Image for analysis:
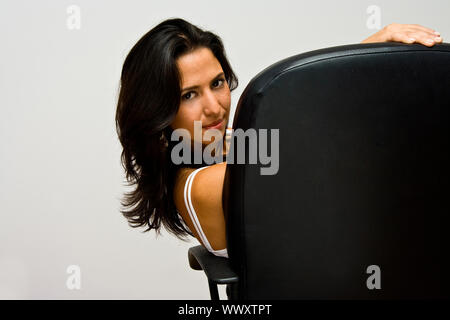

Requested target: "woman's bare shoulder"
[
  {"left": 173, "top": 162, "right": 227, "bottom": 209},
  {"left": 193, "top": 162, "right": 227, "bottom": 192},
  {"left": 173, "top": 162, "right": 227, "bottom": 250},
  {"left": 173, "top": 162, "right": 226, "bottom": 189}
]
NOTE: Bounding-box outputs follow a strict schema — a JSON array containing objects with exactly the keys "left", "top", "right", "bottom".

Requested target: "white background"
[{"left": 0, "top": 0, "right": 448, "bottom": 299}]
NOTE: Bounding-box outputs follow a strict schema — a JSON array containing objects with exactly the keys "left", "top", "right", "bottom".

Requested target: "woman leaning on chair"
[{"left": 115, "top": 18, "right": 443, "bottom": 257}]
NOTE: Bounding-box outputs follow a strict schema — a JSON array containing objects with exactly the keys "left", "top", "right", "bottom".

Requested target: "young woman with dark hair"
[{"left": 115, "top": 18, "right": 443, "bottom": 258}]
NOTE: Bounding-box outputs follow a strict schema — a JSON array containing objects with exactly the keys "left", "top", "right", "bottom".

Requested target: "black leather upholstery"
[{"left": 222, "top": 42, "right": 450, "bottom": 299}]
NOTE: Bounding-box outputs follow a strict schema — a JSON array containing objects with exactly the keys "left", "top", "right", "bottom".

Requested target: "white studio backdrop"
[{"left": 0, "top": 0, "right": 448, "bottom": 299}]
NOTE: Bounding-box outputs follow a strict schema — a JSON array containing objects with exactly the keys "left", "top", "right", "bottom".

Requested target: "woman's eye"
[
  {"left": 182, "top": 92, "right": 194, "bottom": 100},
  {"left": 182, "top": 79, "right": 225, "bottom": 100},
  {"left": 213, "top": 78, "right": 225, "bottom": 88}
]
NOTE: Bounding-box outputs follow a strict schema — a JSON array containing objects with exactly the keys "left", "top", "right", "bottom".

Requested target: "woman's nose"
[{"left": 202, "top": 89, "right": 222, "bottom": 116}]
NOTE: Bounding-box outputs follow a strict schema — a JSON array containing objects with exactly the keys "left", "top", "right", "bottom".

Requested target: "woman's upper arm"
[{"left": 175, "top": 162, "right": 228, "bottom": 251}]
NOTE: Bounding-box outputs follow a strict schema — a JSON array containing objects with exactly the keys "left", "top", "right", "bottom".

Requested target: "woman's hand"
[{"left": 361, "top": 23, "right": 443, "bottom": 47}]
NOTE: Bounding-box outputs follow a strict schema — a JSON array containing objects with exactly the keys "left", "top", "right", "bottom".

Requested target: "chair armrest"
[{"left": 188, "top": 245, "right": 239, "bottom": 284}]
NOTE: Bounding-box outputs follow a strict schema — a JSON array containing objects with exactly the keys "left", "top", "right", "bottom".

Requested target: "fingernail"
[
  {"left": 426, "top": 39, "right": 434, "bottom": 44},
  {"left": 434, "top": 31, "right": 441, "bottom": 35},
  {"left": 409, "top": 38, "right": 416, "bottom": 42}
]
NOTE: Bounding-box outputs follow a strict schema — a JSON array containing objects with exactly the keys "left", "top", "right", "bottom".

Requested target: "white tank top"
[{"left": 179, "top": 166, "right": 229, "bottom": 258}]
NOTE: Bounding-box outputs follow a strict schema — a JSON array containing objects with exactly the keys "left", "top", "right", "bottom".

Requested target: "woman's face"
[{"left": 170, "top": 47, "right": 231, "bottom": 145}]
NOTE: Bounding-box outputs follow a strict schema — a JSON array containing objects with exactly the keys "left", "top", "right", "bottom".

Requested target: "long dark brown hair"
[{"left": 115, "top": 18, "right": 238, "bottom": 240}]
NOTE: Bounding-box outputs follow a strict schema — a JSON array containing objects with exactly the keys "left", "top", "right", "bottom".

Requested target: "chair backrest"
[{"left": 222, "top": 42, "right": 450, "bottom": 299}]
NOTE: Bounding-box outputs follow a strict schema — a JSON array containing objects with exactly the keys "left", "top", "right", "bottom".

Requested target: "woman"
[{"left": 115, "top": 18, "right": 443, "bottom": 258}]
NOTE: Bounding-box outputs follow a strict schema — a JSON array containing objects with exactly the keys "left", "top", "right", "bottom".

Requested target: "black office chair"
[{"left": 188, "top": 42, "right": 450, "bottom": 300}]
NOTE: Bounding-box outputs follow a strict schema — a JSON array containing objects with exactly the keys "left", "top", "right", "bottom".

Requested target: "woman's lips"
[{"left": 203, "top": 119, "right": 224, "bottom": 130}]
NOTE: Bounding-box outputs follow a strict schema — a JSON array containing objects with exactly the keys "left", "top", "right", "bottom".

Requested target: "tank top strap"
[{"left": 183, "top": 166, "right": 229, "bottom": 258}]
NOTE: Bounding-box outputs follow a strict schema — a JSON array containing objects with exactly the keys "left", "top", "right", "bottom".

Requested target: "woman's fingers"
[
  {"left": 362, "top": 23, "right": 444, "bottom": 46},
  {"left": 410, "top": 23, "right": 439, "bottom": 35},
  {"left": 389, "top": 32, "right": 416, "bottom": 44},
  {"left": 407, "top": 30, "right": 442, "bottom": 46},
  {"left": 385, "top": 23, "right": 443, "bottom": 46},
  {"left": 389, "top": 23, "right": 437, "bottom": 36}
]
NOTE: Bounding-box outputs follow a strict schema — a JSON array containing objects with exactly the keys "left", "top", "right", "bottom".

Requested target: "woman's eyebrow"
[{"left": 181, "top": 72, "right": 224, "bottom": 92}]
